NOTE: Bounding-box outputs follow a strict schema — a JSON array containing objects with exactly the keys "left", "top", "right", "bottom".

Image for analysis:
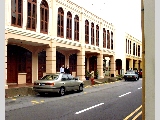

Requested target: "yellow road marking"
[
  {"left": 132, "top": 111, "right": 142, "bottom": 120},
  {"left": 84, "top": 92, "right": 87, "bottom": 94},
  {"left": 31, "top": 101, "right": 37, "bottom": 103},
  {"left": 124, "top": 105, "right": 142, "bottom": 120},
  {"left": 12, "top": 99, "right": 16, "bottom": 100},
  {"left": 40, "top": 101, "right": 44, "bottom": 102}
]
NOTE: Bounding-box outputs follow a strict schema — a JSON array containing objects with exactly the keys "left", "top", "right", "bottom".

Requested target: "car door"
[
  {"left": 67, "top": 74, "right": 79, "bottom": 90},
  {"left": 61, "top": 74, "right": 72, "bottom": 91}
]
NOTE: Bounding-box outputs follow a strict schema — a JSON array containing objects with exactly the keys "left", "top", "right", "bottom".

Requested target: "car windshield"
[
  {"left": 126, "top": 71, "right": 135, "bottom": 74},
  {"left": 40, "top": 74, "right": 59, "bottom": 80}
]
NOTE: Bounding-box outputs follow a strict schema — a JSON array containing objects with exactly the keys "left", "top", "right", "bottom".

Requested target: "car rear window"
[
  {"left": 126, "top": 71, "right": 135, "bottom": 74},
  {"left": 40, "top": 75, "right": 59, "bottom": 80}
]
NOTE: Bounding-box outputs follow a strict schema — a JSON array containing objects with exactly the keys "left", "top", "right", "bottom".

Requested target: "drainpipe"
[{"left": 141, "top": 0, "right": 145, "bottom": 119}]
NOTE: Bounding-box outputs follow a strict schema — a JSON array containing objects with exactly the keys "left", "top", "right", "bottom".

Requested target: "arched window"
[
  {"left": 136, "top": 44, "right": 138, "bottom": 56},
  {"left": 85, "top": 20, "right": 89, "bottom": 44},
  {"left": 133, "top": 43, "right": 135, "bottom": 55},
  {"left": 40, "top": 0, "right": 49, "bottom": 34},
  {"left": 91, "top": 23, "right": 94, "bottom": 45},
  {"left": 128, "top": 40, "right": 129, "bottom": 53},
  {"left": 111, "top": 32, "right": 113, "bottom": 50},
  {"left": 107, "top": 30, "right": 110, "bottom": 49},
  {"left": 138, "top": 45, "right": 140, "bottom": 57},
  {"left": 96, "top": 25, "right": 99, "bottom": 46},
  {"left": 11, "top": 0, "right": 23, "bottom": 27},
  {"left": 57, "top": 7, "right": 64, "bottom": 37},
  {"left": 74, "top": 15, "right": 79, "bottom": 41},
  {"left": 66, "top": 11, "right": 72, "bottom": 39},
  {"left": 126, "top": 39, "right": 127, "bottom": 53},
  {"left": 27, "top": 0, "right": 37, "bottom": 30},
  {"left": 103, "top": 28, "right": 106, "bottom": 48},
  {"left": 130, "top": 41, "right": 131, "bottom": 54}
]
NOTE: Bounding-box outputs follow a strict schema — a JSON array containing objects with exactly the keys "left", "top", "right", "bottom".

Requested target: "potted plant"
[
  {"left": 85, "top": 70, "right": 90, "bottom": 80},
  {"left": 94, "top": 70, "right": 99, "bottom": 79}
]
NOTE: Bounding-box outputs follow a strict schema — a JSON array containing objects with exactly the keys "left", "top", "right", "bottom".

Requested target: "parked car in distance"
[
  {"left": 123, "top": 70, "right": 139, "bottom": 81},
  {"left": 33, "top": 73, "right": 84, "bottom": 96},
  {"left": 139, "top": 70, "right": 142, "bottom": 78}
]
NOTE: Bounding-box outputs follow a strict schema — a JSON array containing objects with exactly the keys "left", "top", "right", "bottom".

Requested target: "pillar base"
[
  {"left": 99, "top": 76, "right": 104, "bottom": 79},
  {"left": 5, "top": 85, "right": 8, "bottom": 89}
]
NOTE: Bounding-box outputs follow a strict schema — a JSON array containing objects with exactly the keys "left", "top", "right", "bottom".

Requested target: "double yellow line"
[{"left": 124, "top": 105, "right": 142, "bottom": 120}]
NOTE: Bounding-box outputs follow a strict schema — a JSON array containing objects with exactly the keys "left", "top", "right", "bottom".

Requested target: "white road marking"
[
  {"left": 138, "top": 87, "right": 142, "bottom": 89},
  {"left": 119, "top": 92, "right": 131, "bottom": 97},
  {"left": 75, "top": 103, "right": 104, "bottom": 115}
]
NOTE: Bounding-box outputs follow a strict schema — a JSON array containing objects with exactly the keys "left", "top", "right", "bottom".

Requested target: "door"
[
  {"left": 26, "top": 52, "right": 32, "bottom": 83},
  {"left": 7, "top": 45, "right": 18, "bottom": 83},
  {"left": 61, "top": 74, "right": 72, "bottom": 91},
  {"left": 38, "top": 51, "right": 46, "bottom": 79}
]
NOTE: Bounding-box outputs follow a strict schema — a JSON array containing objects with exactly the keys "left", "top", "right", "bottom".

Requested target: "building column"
[
  {"left": 46, "top": 40, "right": 56, "bottom": 74},
  {"left": 5, "top": 32, "right": 8, "bottom": 89},
  {"left": 140, "top": 61, "right": 142, "bottom": 70},
  {"left": 135, "top": 60, "right": 139, "bottom": 70},
  {"left": 64, "top": 10, "right": 67, "bottom": 38},
  {"left": 5, "top": 0, "right": 11, "bottom": 26},
  {"left": 22, "top": 0, "right": 27, "bottom": 29},
  {"left": 97, "top": 53, "right": 104, "bottom": 78},
  {"left": 48, "top": 5, "right": 53, "bottom": 36},
  {"left": 99, "top": 22, "right": 103, "bottom": 48},
  {"left": 129, "top": 59, "right": 133, "bottom": 70},
  {"left": 65, "top": 54, "right": 69, "bottom": 66},
  {"left": 36, "top": 1, "right": 40, "bottom": 33},
  {"left": 77, "top": 47, "right": 85, "bottom": 81},
  {"left": 51, "top": 2, "right": 58, "bottom": 36},
  {"left": 110, "top": 56, "right": 116, "bottom": 77},
  {"left": 32, "top": 52, "right": 38, "bottom": 83}
]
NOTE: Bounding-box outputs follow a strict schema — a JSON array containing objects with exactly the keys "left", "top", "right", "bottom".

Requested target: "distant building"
[{"left": 5, "top": 0, "right": 142, "bottom": 89}]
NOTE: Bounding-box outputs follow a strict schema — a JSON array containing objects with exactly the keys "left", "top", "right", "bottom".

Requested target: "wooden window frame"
[
  {"left": 11, "top": 0, "right": 23, "bottom": 27},
  {"left": 103, "top": 28, "right": 106, "bottom": 48},
  {"left": 57, "top": 7, "right": 64, "bottom": 37},
  {"left": 85, "top": 20, "right": 89, "bottom": 44},
  {"left": 74, "top": 15, "right": 79, "bottom": 41},
  {"left": 126, "top": 39, "right": 127, "bottom": 53},
  {"left": 40, "top": 0, "right": 49, "bottom": 34},
  {"left": 111, "top": 32, "right": 113, "bottom": 50},
  {"left": 130, "top": 41, "right": 131, "bottom": 54},
  {"left": 133, "top": 43, "right": 135, "bottom": 55},
  {"left": 91, "top": 23, "right": 94, "bottom": 45},
  {"left": 66, "top": 12, "right": 72, "bottom": 40},
  {"left": 27, "top": 0, "right": 37, "bottom": 31},
  {"left": 96, "top": 25, "right": 99, "bottom": 46},
  {"left": 107, "top": 30, "right": 110, "bottom": 49}
]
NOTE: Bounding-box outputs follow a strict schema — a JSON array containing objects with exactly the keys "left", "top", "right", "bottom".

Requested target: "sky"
[{"left": 71, "top": 0, "right": 142, "bottom": 40}]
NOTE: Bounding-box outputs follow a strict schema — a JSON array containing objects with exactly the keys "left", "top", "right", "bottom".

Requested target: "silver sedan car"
[
  {"left": 123, "top": 70, "right": 139, "bottom": 81},
  {"left": 33, "top": 73, "right": 84, "bottom": 96}
]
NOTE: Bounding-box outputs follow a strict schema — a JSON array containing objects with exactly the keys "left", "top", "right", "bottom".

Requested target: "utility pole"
[{"left": 141, "top": 0, "right": 145, "bottom": 119}]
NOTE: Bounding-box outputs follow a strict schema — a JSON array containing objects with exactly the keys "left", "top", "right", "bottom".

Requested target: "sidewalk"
[{"left": 5, "top": 77, "right": 119, "bottom": 99}]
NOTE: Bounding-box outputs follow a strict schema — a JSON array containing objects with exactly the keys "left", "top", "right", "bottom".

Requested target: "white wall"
[{"left": 114, "top": 25, "right": 126, "bottom": 73}]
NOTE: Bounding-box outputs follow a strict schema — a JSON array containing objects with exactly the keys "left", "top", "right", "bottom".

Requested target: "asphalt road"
[{"left": 6, "top": 79, "right": 142, "bottom": 120}]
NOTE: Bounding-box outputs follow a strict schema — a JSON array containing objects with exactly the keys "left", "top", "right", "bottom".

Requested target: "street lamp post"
[{"left": 141, "top": 0, "right": 145, "bottom": 119}]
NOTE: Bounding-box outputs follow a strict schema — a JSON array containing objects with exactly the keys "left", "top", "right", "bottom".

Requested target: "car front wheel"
[{"left": 78, "top": 84, "right": 83, "bottom": 92}]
